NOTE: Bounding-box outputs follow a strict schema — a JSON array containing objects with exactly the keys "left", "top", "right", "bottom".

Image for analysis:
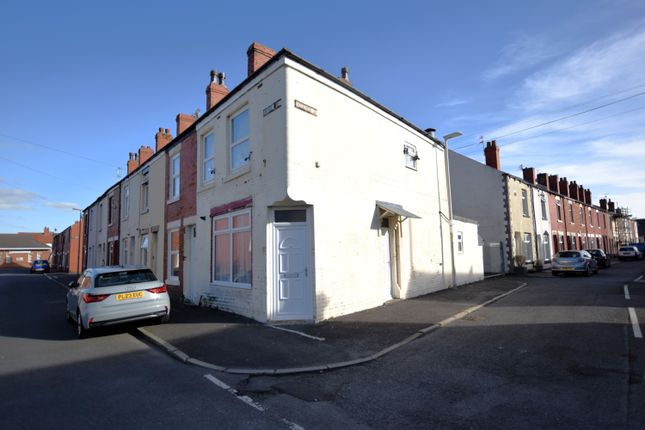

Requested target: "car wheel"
[
  {"left": 160, "top": 313, "right": 170, "bottom": 324},
  {"left": 77, "top": 311, "right": 88, "bottom": 339},
  {"left": 585, "top": 265, "right": 592, "bottom": 277}
]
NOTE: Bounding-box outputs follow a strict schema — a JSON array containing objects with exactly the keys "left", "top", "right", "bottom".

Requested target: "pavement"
[{"left": 44, "top": 271, "right": 527, "bottom": 375}]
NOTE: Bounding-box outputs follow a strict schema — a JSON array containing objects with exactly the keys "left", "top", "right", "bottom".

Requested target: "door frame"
[{"left": 268, "top": 207, "right": 314, "bottom": 321}]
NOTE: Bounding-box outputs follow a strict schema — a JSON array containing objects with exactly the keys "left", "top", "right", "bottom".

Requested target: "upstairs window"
[
  {"left": 122, "top": 186, "right": 129, "bottom": 219},
  {"left": 140, "top": 182, "right": 149, "bottom": 213},
  {"left": 231, "top": 110, "right": 250, "bottom": 171},
  {"left": 540, "top": 197, "right": 548, "bottom": 220},
  {"left": 556, "top": 200, "right": 562, "bottom": 221},
  {"left": 403, "top": 143, "right": 418, "bottom": 170},
  {"left": 171, "top": 154, "right": 180, "bottom": 199},
  {"left": 203, "top": 133, "right": 215, "bottom": 183},
  {"left": 108, "top": 196, "right": 113, "bottom": 225},
  {"left": 456, "top": 231, "right": 464, "bottom": 253},
  {"left": 521, "top": 190, "right": 529, "bottom": 217},
  {"left": 569, "top": 202, "right": 574, "bottom": 223}
]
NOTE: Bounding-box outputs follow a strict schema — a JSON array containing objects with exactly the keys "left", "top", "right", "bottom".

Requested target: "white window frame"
[
  {"left": 521, "top": 189, "right": 529, "bottom": 217},
  {"left": 140, "top": 181, "right": 149, "bottom": 214},
  {"left": 170, "top": 154, "right": 181, "bottom": 200},
  {"left": 543, "top": 232, "right": 551, "bottom": 261},
  {"left": 403, "top": 143, "right": 418, "bottom": 170},
  {"left": 230, "top": 109, "right": 250, "bottom": 171},
  {"left": 107, "top": 195, "right": 114, "bottom": 226},
  {"left": 211, "top": 208, "right": 252, "bottom": 289},
  {"left": 168, "top": 229, "right": 180, "bottom": 281},
  {"left": 523, "top": 233, "right": 533, "bottom": 262},
  {"left": 122, "top": 185, "right": 129, "bottom": 220},
  {"left": 140, "top": 234, "right": 149, "bottom": 267},
  {"left": 540, "top": 196, "right": 547, "bottom": 220},
  {"left": 202, "top": 132, "right": 215, "bottom": 184},
  {"left": 456, "top": 231, "right": 464, "bottom": 253}
]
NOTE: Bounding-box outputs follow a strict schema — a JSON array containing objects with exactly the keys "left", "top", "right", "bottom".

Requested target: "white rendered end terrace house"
[{"left": 185, "top": 48, "right": 482, "bottom": 322}]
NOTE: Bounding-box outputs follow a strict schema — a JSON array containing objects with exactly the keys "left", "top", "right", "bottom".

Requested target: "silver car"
[
  {"left": 551, "top": 250, "right": 598, "bottom": 276},
  {"left": 66, "top": 266, "right": 171, "bottom": 338}
]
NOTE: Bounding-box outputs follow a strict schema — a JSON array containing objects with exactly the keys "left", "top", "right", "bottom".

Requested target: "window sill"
[
  {"left": 165, "top": 277, "right": 179, "bottom": 286},
  {"left": 140, "top": 209, "right": 149, "bottom": 215},
  {"left": 210, "top": 281, "right": 252, "bottom": 290},
  {"left": 167, "top": 196, "right": 180, "bottom": 205},
  {"left": 223, "top": 165, "right": 251, "bottom": 183},
  {"left": 197, "top": 180, "right": 217, "bottom": 194}
]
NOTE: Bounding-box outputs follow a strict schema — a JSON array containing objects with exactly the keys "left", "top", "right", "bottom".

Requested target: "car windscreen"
[
  {"left": 95, "top": 269, "right": 157, "bottom": 288},
  {"left": 620, "top": 247, "right": 635, "bottom": 252},
  {"left": 557, "top": 252, "right": 580, "bottom": 258}
]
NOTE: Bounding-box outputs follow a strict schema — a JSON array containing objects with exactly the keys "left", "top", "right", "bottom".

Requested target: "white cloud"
[
  {"left": 483, "top": 35, "right": 556, "bottom": 81},
  {"left": 436, "top": 99, "right": 469, "bottom": 108},
  {"left": 0, "top": 188, "right": 41, "bottom": 210},
  {"left": 519, "top": 26, "right": 645, "bottom": 110},
  {"left": 45, "top": 201, "right": 81, "bottom": 210}
]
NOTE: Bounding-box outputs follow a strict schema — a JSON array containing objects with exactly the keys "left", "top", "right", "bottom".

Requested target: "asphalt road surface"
[
  {"left": 0, "top": 270, "right": 292, "bottom": 430},
  {"left": 1, "top": 260, "right": 644, "bottom": 429}
]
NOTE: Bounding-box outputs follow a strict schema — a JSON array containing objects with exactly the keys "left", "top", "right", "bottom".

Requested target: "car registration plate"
[
  {"left": 561, "top": 267, "right": 573, "bottom": 271},
  {"left": 116, "top": 291, "right": 145, "bottom": 301}
]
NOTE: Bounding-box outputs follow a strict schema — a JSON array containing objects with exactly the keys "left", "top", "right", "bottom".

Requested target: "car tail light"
[
  {"left": 147, "top": 284, "right": 167, "bottom": 294},
  {"left": 82, "top": 293, "right": 110, "bottom": 303}
]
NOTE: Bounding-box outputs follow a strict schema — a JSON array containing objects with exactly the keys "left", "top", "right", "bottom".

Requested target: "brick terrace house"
[
  {"left": 51, "top": 220, "right": 84, "bottom": 273},
  {"left": 0, "top": 228, "right": 52, "bottom": 268}
]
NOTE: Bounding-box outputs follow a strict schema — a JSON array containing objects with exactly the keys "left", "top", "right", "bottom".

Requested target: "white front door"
[
  {"left": 272, "top": 209, "right": 313, "bottom": 321},
  {"left": 184, "top": 225, "right": 196, "bottom": 301}
]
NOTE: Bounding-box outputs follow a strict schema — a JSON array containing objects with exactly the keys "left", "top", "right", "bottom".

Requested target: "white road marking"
[
  {"left": 204, "top": 374, "right": 305, "bottom": 427},
  {"left": 628, "top": 308, "right": 643, "bottom": 339},
  {"left": 266, "top": 324, "right": 325, "bottom": 341},
  {"left": 204, "top": 374, "right": 265, "bottom": 411},
  {"left": 625, "top": 285, "right": 631, "bottom": 300},
  {"left": 634, "top": 275, "right": 644, "bottom": 282}
]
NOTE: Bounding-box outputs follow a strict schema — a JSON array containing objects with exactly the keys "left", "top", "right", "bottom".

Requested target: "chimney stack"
[
  {"left": 577, "top": 184, "right": 585, "bottom": 203},
  {"left": 247, "top": 42, "right": 276, "bottom": 77},
  {"left": 205, "top": 70, "right": 229, "bottom": 110},
  {"left": 127, "top": 152, "right": 139, "bottom": 174},
  {"left": 340, "top": 66, "right": 351, "bottom": 86},
  {"left": 176, "top": 113, "right": 197, "bottom": 135},
  {"left": 569, "top": 181, "right": 579, "bottom": 200},
  {"left": 522, "top": 167, "right": 536, "bottom": 184},
  {"left": 484, "top": 140, "right": 500, "bottom": 170},
  {"left": 559, "top": 177, "right": 569, "bottom": 197},
  {"left": 585, "top": 189, "right": 592, "bottom": 205},
  {"left": 608, "top": 199, "right": 615, "bottom": 212},
  {"left": 155, "top": 128, "right": 173, "bottom": 152},
  {"left": 537, "top": 173, "right": 548, "bottom": 187},
  {"left": 600, "top": 198, "right": 607, "bottom": 210},
  {"left": 548, "top": 175, "right": 560, "bottom": 193},
  {"left": 138, "top": 145, "right": 154, "bottom": 166}
]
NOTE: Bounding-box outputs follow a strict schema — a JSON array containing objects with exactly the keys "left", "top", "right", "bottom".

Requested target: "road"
[
  {"left": 1, "top": 261, "right": 644, "bottom": 429},
  {"left": 0, "top": 270, "right": 290, "bottom": 430}
]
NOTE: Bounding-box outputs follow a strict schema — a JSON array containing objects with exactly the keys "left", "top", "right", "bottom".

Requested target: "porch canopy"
[{"left": 376, "top": 200, "right": 421, "bottom": 222}]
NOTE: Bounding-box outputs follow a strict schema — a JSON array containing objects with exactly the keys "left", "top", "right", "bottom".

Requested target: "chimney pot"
[
  {"left": 206, "top": 69, "right": 229, "bottom": 110},
  {"left": 247, "top": 42, "right": 276, "bottom": 77},
  {"left": 484, "top": 140, "right": 500, "bottom": 170}
]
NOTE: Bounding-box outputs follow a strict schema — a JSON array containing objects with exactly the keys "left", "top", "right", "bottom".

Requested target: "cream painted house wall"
[
  {"left": 138, "top": 154, "right": 166, "bottom": 278},
  {"left": 506, "top": 175, "right": 536, "bottom": 266},
  {"left": 120, "top": 173, "right": 140, "bottom": 265},
  {"left": 532, "top": 187, "right": 552, "bottom": 266}
]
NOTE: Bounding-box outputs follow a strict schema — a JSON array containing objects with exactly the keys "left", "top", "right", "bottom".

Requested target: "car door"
[{"left": 68, "top": 273, "right": 90, "bottom": 318}]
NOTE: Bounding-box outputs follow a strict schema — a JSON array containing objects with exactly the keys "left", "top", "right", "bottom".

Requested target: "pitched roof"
[{"left": 0, "top": 234, "right": 51, "bottom": 250}]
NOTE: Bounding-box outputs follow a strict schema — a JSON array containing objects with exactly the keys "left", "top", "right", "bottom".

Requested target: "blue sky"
[{"left": 1, "top": 0, "right": 644, "bottom": 233}]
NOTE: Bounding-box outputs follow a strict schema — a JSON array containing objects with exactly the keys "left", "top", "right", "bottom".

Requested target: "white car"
[
  {"left": 618, "top": 246, "right": 642, "bottom": 261},
  {"left": 66, "top": 266, "right": 171, "bottom": 338}
]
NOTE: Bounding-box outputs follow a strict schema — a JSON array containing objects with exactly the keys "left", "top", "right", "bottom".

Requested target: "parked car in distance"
[
  {"left": 552, "top": 250, "right": 598, "bottom": 276},
  {"left": 629, "top": 243, "right": 645, "bottom": 255},
  {"left": 66, "top": 266, "right": 171, "bottom": 338},
  {"left": 618, "top": 246, "right": 642, "bottom": 261},
  {"left": 30, "top": 259, "right": 50, "bottom": 273},
  {"left": 586, "top": 249, "right": 611, "bottom": 268}
]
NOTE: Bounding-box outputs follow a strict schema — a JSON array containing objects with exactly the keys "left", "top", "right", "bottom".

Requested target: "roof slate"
[{"left": 0, "top": 234, "right": 51, "bottom": 250}]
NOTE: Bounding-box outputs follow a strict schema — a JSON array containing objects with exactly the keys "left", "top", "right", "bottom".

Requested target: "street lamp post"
[
  {"left": 72, "top": 208, "right": 83, "bottom": 275},
  {"left": 443, "top": 132, "right": 462, "bottom": 288}
]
